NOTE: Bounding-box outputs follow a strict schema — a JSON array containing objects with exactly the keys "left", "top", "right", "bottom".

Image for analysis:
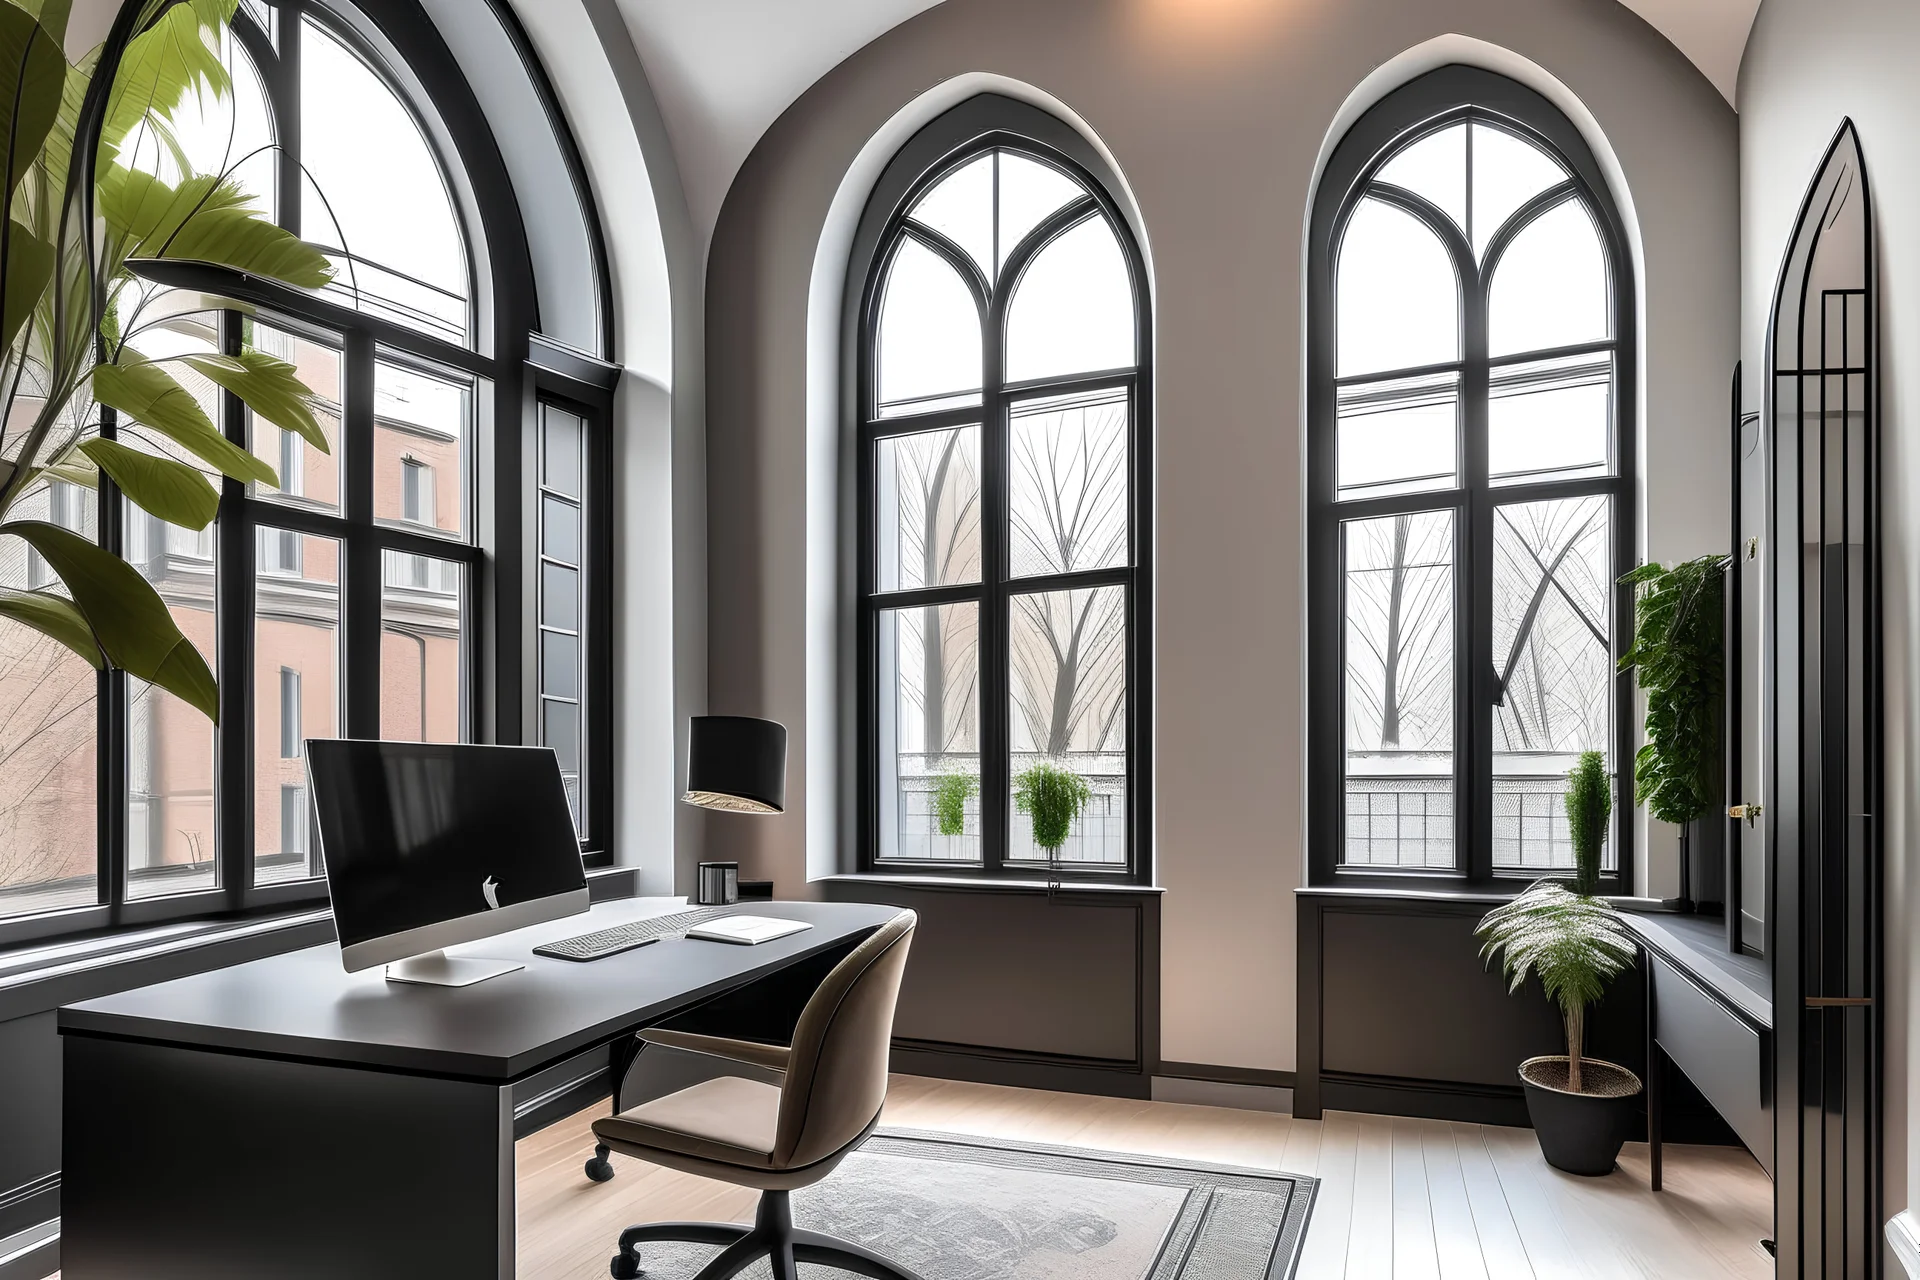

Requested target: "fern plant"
[
  {"left": 1617, "top": 555, "right": 1732, "bottom": 825},
  {"left": 932, "top": 770, "right": 975, "bottom": 838},
  {"left": 1012, "top": 761, "right": 1090, "bottom": 859},
  {"left": 1477, "top": 881, "right": 1636, "bottom": 1094},
  {"left": 0, "top": 0, "right": 332, "bottom": 722},
  {"left": 1564, "top": 749, "right": 1610, "bottom": 896}
]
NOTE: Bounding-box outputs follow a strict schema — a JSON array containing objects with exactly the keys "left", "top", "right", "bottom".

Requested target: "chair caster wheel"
[
  {"left": 609, "top": 1253, "right": 641, "bottom": 1279},
  {"left": 585, "top": 1157, "right": 614, "bottom": 1183}
]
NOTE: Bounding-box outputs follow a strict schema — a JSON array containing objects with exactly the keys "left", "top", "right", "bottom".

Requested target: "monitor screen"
[{"left": 308, "top": 740, "right": 588, "bottom": 959}]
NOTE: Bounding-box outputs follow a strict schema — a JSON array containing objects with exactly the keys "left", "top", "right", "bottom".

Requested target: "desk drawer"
[{"left": 1651, "top": 954, "right": 1770, "bottom": 1171}]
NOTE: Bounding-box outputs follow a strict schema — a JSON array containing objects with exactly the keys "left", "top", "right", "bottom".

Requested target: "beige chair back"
[{"left": 772, "top": 911, "right": 916, "bottom": 1169}]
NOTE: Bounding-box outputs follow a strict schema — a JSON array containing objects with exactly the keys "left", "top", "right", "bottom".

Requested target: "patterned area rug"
[{"left": 624, "top": 1128, "right": 1316, "bottom": 1279}]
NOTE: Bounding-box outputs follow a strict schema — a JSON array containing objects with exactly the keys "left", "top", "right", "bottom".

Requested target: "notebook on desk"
[{"left": 686, "top": 916, "right": 813, "bottom": 945}]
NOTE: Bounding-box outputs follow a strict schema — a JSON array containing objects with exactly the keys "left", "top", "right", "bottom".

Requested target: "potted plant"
[
  {"left": 932, "top": 770, "right": 975, "bottom": 850},
  {"left": 0, "top": 1, "right": 331, "bottom": 720},
  {"left": 1618, "top": 554, "right": 1733, "bottom": 891},
  {"left": 1012, "top": 760, "right": 1090, "bottom": 872},
  {"left": 1477, "top": 750, "right": 1642, "bottom": 1176}
]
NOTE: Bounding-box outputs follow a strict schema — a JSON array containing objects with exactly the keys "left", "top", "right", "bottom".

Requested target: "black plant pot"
[{"left": 1519, "top": 1055, "right": 1643, "bottom": 1176}]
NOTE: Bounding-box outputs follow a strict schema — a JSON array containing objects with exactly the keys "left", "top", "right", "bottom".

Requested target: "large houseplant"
[
  {"left": 0, "top": 0, "right": 331, "bottom": 721},
  {"left": 1477, "top": 750, "right": 1642, "bottom": 1176}
]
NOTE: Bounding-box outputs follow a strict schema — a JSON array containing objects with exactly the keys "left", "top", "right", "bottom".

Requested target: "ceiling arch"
[{"left": 610, "top": 0, "right": 1755, "bottom": 253}]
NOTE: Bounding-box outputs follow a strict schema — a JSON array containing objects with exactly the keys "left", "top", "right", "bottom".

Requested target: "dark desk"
[
  {"left": 57, "top": 898, "right": 902, "bottom": 1279},
  {"left": 1623, "top": 911, "right": 1772, "bottom": 1188}
]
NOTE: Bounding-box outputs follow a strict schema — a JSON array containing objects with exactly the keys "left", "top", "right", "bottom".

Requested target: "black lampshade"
[{"left": 683, "top": 716, "right": 787, "bottom": 814}]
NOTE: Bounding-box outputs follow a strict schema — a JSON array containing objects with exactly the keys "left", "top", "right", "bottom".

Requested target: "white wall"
[
  {"left": 506, "top": 0, "right": 706, "bottom": 894},
  {"left": 1741, "top": 0, "right": 1920, "bottom": 1259},
  {"left": 702, "top": 0, "right": 1738, "bottom": 1074}
]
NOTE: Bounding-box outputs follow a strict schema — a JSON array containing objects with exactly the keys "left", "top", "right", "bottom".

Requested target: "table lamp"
[{"left": 682, "top": 715, "right": 787, "bottom": 813}]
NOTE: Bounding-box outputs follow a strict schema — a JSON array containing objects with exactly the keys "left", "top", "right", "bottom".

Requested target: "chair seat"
[{"left": 595, "top": 1075, "right": 782, "bottom": 1165}]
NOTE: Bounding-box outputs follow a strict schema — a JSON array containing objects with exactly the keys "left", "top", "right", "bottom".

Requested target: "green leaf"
[
  {"left": 0, "top": 3, "right": 67, "bottom": 196},
  {"left": 103, "top": 2, "right": 230, "bottom": 160},
  {"left": 92, "top": 355, "right": 276, "bottom": 486},
  {"left": 1, "top": 519, "right": 217, "bottom": 719},
  {"left": 0, "top": 216, "right": 51, "bottom": 352},
  {"left": 181, "top": 349, "right": 329, "bottom": 451},
  {"left": 100, "top": 166, "right": 332, "bottom": 288},
  {"left": 0, "top": 586, "right": 102, "bottom": 667},
  {"left": 79, "top": 437, "right": 219, "bottom": 529},
  {"left": 13, "top": 0, "right": 71, "bottom": 47}
]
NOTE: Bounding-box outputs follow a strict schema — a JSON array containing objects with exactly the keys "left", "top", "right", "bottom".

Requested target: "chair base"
[{"left": 611, "top": 1188, "right": 925, "bottom": 1280}]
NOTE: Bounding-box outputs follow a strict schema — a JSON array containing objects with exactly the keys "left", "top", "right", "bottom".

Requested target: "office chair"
[{"left": 591, "top": 910, "right": 922, "bottom": 1280}]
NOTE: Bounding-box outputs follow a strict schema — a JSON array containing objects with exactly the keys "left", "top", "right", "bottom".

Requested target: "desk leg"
[
  {"left": 1645, "top": 959, "right": 1662, "bottom": 1193},
  {"left": 62, "top": 1033, "right": 514, "bottom": 1280}
]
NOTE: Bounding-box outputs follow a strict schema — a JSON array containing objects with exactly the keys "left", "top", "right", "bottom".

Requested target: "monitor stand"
[{"left": 384, "top": 951, "right": 525, "bottom": 987}]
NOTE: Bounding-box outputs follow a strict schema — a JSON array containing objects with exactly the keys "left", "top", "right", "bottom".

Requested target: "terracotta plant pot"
[{"left": 1518, "top": 1054, "right": 1643, "bottom": 1176}]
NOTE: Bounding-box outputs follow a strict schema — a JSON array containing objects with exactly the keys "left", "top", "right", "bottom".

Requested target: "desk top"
[
  {"left": 1621, "top": 909, "right": 1772, "bottom": 1031},
  {"left": 58, "top": 898, "right": 903, "bottom": 1081}
]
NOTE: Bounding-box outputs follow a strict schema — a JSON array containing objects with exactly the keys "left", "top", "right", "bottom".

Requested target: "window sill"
[
  {"left": 820, "top": 872, "right": 1162, "bottom": 894},
  {"left": 1298, "top": 883, "right": 1659, "bottom": 906}
]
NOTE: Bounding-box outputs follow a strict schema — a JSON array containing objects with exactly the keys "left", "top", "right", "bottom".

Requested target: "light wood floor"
[{"left": 516, "top": 1075, "right": 1774, "bottom": 1279}]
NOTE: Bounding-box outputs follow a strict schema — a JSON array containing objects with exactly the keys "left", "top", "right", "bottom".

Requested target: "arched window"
[
  {"left": 852, "top": 97, "right": 1151, "bottom": 881},
  {"left": 1307, "top": 67, "right": 1635, "bottom": 889},
  {"left": 0, "top": 1, "right": 613, "bottom": 940}
]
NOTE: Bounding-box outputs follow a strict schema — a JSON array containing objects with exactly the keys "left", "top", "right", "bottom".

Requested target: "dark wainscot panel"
[
  {"left": 819, "top": 877, "right": 1161, "bottom": 1098},
  {"left": 1297, "top": 889, "right": 1646, "bottom": 1128}
]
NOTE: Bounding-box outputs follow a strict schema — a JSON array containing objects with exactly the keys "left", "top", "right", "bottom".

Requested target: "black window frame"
[
  {"left": 1306, "top": 66, "right": 1639, "bottom": 894},
  {"left": 0, "top": 0, "right": 616, "bottom": 949},
  {"left": 849, "top": 95, "right": 1154, "bottom": 884}
]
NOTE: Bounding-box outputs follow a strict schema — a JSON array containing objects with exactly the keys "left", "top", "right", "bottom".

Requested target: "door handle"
[{"left": 1729, "top": 803, "right": 1763, "bottom": 826}]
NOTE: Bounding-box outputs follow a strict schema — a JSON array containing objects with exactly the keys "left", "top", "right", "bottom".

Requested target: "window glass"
[
  {"left": 1489, "top": 198, "right": 1609, "bottom": 357},
  {"left": 539, "top": 405, "right": 588, "bottom": 833},
  {"left": 1342, "top": 511, "right": 1455, "bottom": 869},
  {"left": 300, "top": 16, "right": 470, "bottom": 343},
  {"left": 249, "top": 324, "right": 343, "bottom": 513},
  {"left": 1490, "top": 353, "right": 1613, "bottom": 485},
  {"left": 875, "top": 237, "right": 981, "bottom": 418},
  {"left": 1491, "top": 497, "right": 1613, "bottom": 870},
  {"left": 374, "top": 360, "right": 468, "bottom": 538},
  {"left": 126, "top": 25, "right": 275, "bottom": 213},
  {"left": 256, "top": 533, "right": 339, "bottom": 885},
  {"left": 907, "top": 153, "right": 993, "bottom": 284},
  {"left": 878, "top": 602, "right": 980, "bottom": 862},
  {"left": 1009, "top": 388, "right": 1129, "bottom": 578},
  {"left": 381, "top": 550, "right": 465, "bottom": 742},
  {"left": 1377, "top": 122, "right": 1466, "bottom": 236},
  {"left": 995, "top": 153, "right": 1082, "bottom": 274},
  {"left": 1471, "top": 123, "right": 1567, "bottom": 259},
  {"left": 1336, "top": 371, "right": 1459, "bottom": 500},
  {"left": 1004, "top": 215, "right": 1133, "bottom": 384},
  {"left": 1008, "top": 585, "right": 1127, "bottom": 866},
  {"left": 1337, "top": 199, "right": 1460, "bottom": 378},
  {"left": 876, "top": 426, "right": 981, "bottom": 592}
]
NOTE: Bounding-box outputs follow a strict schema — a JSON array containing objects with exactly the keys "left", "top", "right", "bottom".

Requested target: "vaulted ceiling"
[{"left": 612, "top": 0, "right": 1759, "bottom": 249}]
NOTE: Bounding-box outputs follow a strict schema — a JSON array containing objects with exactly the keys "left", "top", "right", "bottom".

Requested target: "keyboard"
[{"left": 532, "top": 907, "right": 735, "bottom": 962}]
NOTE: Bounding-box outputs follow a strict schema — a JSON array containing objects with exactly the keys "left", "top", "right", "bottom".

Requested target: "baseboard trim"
[
  {"left": 1889, "top": 1210, "right": 1920, "bottom": 1278},
  {"left": 890, "top": 1040, "right": 1150, "bottom": 1100},
  {"left": 1157, "top": 1061, "right": 1296, "bottom": 1090},
  {"left": 1320, "top": 1071, "right": 1533, "bottom": 1128},
  {"left": 1151, "top": 1076, "right": 1294, "bottom": 1114}
]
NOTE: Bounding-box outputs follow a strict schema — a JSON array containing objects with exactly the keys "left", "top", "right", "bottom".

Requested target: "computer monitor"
[{"left": 307, "top": 740, "right": 589, "bottom": 985}]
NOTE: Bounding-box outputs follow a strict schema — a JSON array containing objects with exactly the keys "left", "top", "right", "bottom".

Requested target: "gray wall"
[
  {"left": 1740, "top": 0, "right": 1920, "bottom": 1253},
  {"left": 703, "top": 0, "right": 1738, "bottom": 1073}
]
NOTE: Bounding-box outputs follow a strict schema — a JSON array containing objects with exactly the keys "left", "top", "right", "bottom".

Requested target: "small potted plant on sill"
[
  {"left": 932, "top": 769, "right": 976, "bottom": 853},
  {"left": 1477, "top": 749, "right": 1642, "bottom": 1176},
  {"left": 1013, "top": 760, "right": 1091, "bottom": 878}
]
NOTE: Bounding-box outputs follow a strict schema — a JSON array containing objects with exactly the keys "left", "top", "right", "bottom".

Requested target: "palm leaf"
[
  {"left": 79, "top": 436, "right": 220, "bottom": 529},
  {"left": 2, "top": 518, "right": 218, "bottom": 719},
  {"left": 102, "top": 2, "right": 231, "bottom": 161},
  {"left": 180, "top": 348, "right": 329, "bottom": 451},
  {"left": 0, "top": 216, "right": 52, "bottom": 352},
  {"left": 0, "top": 3, "right": 66, "bottom": 198},
  {"left": 92, "top": 354, "right": 276, "bottom": 486},
  {"left": 0, "top": 585, "right": 102, "bottom": 667}
]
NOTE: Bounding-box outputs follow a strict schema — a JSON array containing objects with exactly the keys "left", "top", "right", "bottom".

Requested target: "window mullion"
[
  {"left": 343, "top": 328, "right": 381, "bottom": 738},
  {"left": 1463, "top": 263, "right": 1493, "bottom": 883},
  {"left": 98, "top": 405, "right": 125, "bottom": 919},
  {"left": 981, "top": 287, "right": 1010, "bottom": 876},
  {"left": 216, "top": 310, "right": 252, "bottom": 907}
]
